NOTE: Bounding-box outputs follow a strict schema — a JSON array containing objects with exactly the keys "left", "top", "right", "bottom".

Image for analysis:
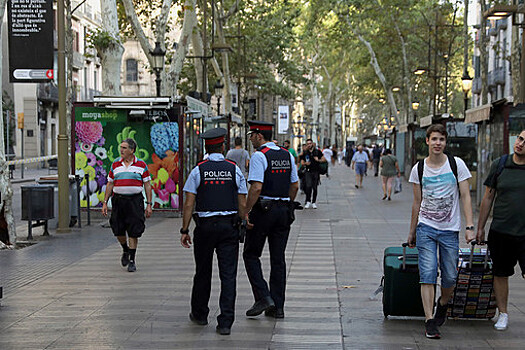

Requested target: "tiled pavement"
[{"left": 1, "top": 164, "right": 525, "bottom": 349}]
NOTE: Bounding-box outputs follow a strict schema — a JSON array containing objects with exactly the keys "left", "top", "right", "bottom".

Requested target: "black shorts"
[
  {"left": 109, "top": 193, "right": 145, "bottom": 238},
  {"left": 487, "top": 230, "right": 525, "bottom": 277}
]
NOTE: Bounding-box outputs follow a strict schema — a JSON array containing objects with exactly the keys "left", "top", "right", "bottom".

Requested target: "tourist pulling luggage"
[{"left": 381, "top": 243, "right": 426, "bottom": 317}]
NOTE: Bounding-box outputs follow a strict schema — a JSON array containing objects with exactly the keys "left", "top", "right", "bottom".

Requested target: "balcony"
[
  {"left": 38, "top": 82, "right": 58, "bottom": 103},
  {"left": 494, "top": 66, "right": 506, "bottom": 85},
  {"left": 72, "top": 51, "right": 84, "bottom": 69},
  {"left": 488, "top": 71, "right": 496, "bottom": 87}
]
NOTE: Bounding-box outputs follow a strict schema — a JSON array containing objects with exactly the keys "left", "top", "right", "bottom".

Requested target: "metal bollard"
[
  {"left": 85, "top": 174, "right": 91, "bottom": 226},
  {"left": 76, "top": 175, "right": 82, "bottom": 228}
]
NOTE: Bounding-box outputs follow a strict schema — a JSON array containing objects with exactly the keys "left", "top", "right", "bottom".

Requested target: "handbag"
[
  {"left": 298, "top": 166, "right": 306, "bottom": 178},
  {"left": 394, "top": 177, "right": 402, "bottom": 194}
]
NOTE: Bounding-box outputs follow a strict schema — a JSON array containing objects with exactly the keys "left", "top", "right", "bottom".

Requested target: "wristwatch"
[
  {"left": 145, "top": 201, "right": 152, "bottom": 205},
  {"left": 180, "top": 228, "right": 189, "bottom": 234},
  {"left": 465, "top": 225, "right": 474, "bottom": 230}
]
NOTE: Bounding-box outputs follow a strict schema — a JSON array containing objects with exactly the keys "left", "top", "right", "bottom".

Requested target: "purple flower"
[
  {"left": 86, "top": 152, "right": 97, "bottom": 167},
  {"left": 97, "top": 136, "right": 105, "bottom": 146},
  {"left": 75, "top": 142, "right": 80, "bottom": 152},
  {"left": 97, "top": 160, "right": 103, "bottom": 166},
  {"left": 96, "top": 175, "right": 107, "bottom": 188}
]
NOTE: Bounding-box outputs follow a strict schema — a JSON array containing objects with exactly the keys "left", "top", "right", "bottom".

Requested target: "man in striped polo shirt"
[{"left": 102, "top": 138, "right": 153, "bottom": 272}]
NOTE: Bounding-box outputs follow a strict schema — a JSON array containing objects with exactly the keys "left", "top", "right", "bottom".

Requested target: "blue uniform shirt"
[
  {"left": 248, "top": 142, "right": 299, "bottom": 200},
  {"left": 184, "top": 153, "right": 248, "bottom": 217}
]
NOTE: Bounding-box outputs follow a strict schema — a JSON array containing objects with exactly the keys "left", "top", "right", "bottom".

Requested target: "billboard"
[
  {"left": 7, "top": 0, "right": 54, "bottom": 83},
  {"left": 73, "top": 106, "right": 182, "bottom": 211},
  {"left": 278, "top": 105, "right": 289, "bottom": 135}
]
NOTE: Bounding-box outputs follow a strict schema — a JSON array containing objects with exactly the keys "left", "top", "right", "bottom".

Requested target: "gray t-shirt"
[{"left": 226, "top": 148, "right": 250, "bottom": 178}]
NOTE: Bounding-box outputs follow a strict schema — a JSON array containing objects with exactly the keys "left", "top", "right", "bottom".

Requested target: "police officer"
[
  {"left": 180, "top": 128, "right": 247, "bottom": 336},
  {"left": 243, "top": 120, "right": 299, "bottom": 319}
]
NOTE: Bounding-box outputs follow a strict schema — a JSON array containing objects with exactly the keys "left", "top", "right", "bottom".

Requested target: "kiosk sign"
[{"left": 7, "top": 0, "right": 54, "bottom": 83}]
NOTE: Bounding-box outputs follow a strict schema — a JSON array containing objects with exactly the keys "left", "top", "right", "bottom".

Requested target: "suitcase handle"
[
  {"left": 468, "top": 240, "right": 490, "bottom": 270},
  {"left": 401, "top": 242, "right": 414, "bottom": 270}
]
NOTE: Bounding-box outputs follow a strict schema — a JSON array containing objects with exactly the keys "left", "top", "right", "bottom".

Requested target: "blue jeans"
[{"left": 416, "top": 223, "right": 459, "bottom": 288}]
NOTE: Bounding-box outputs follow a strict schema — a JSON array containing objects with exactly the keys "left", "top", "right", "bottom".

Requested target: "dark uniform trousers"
[
  {"left": 243, "top": 201, "right": 293, "bottom": 309},
  {"left": 191, "top": 214, "right": 239, "bottom": 328}
]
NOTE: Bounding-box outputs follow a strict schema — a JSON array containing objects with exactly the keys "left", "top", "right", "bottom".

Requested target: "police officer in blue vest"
[
  {"left": 180, "top": 127, "right": 247, "bottom": 335},
  {"left": 243, "top": 120, "right": 299, "bottom": 319}
]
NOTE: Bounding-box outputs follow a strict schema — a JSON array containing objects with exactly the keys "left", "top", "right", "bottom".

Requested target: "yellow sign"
[{"left": 17, "top": 112, "right": 24, "bottom": 129}]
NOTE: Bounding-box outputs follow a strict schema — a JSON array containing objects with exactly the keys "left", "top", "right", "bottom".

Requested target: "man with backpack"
[
  {"left": 407, "top": 123, "right": 475, "bottom": 339},
  {"left": 476, "top": 129, "right": 525, "bottom": 331},
  {"left": 299, "top": 139, "right": 326, "bottom": 209}
]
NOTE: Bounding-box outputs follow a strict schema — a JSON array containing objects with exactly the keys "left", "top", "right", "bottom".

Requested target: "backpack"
[
  {"left": 489, "top": 154, "right": 509, "bottom": 190},
  {"left": 417, "top": 153, "right": 458, "bottom": 196}
]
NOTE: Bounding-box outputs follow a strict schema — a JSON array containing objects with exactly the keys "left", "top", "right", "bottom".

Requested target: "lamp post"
[
  {"left": 214, "top": 79, "right": 224, "bottom": 116},
  {"left": 461, "top": 73, "right": 473, "bottom": 115},
  {"left": 412, "top": 101, "right": 420, "bottom": 123},
  {"left": 150, "top": 42, "right": 166, "bottom": 97}
]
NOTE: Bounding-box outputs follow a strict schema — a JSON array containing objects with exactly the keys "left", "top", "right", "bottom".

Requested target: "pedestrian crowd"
[{"left": 100, "top": 121, "right": 525, "bottom": 340}]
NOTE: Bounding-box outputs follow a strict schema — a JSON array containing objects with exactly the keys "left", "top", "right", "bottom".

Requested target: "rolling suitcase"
[
  {"left": 447, "top": 242, "right": 497, "bottom": 319},
  {"left": 382, "top": 243, "right": 425, "bottom": 317}
]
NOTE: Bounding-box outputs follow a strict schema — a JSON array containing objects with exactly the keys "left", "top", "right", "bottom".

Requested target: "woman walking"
[{"left": 379, "top": 149, "right": 400, "bottom": 200}]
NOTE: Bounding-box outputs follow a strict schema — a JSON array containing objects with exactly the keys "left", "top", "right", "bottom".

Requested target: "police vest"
[
  {"left": 195, "top": 159, "right": 238, "bottom": 212},
  {"left": 258, "top": 146, "right": 292, "bottom": 198}
]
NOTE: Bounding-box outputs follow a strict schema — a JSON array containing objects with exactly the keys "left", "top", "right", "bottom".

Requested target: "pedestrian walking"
[
  {"left": 284, "top": 139, "right": 298, "bottom": 165},
  {"left": 337, "top": 147, "right": 344, "bottom": 165},
  {"left": 476, "top": 129, "right": 525, "bottom": 331},
  {"left": 407, "top": 124, "right": 475, "bottom": 339},
  {"left": 179, "top": 128, "right": 247, "bottom": 336},
  {"left": 351, "top": 144, "right": 369, "bottom": 188},
  {"left": 379, "top": 149, "right": 400, "bottom": 200},
  {"left": 331, "top": 145, "right": 337, "bottom": 167},
  {"left": 300, "top": 138, "right": 326, "bottom": 208},
  {"left": 243, "top": 120, "right": 299, "bottom": 319},
  {"left": 226, "top": 136, "right": 250, "bottom": 180},
  {"left": 322, "top": 145, "right": 332, "bottom": 177},
  {"left": 372, "top": 143, "right": 383, "bottom": 176},
  {"left": 102, "top": 138, "right": 153, "bottom": 273}
]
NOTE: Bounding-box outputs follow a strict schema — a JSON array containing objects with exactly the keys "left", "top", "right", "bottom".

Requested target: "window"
[{"left": 126, "top": 59, "right": 138, "bottom": 82}]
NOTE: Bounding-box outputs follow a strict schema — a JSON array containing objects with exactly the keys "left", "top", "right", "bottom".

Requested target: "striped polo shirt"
[{"left": 108, "top": 156, "right": 151, "bottom": 195}]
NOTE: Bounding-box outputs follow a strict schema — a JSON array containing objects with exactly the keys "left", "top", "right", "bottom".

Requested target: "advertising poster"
[
  {"left": 278, "top": 105, "right": 289, "bottom": 135},
  {"left": 73, "top": 106, "right": 181, "bottom": 210},
  {"left": 8, "top": 0, "right": 54, "bottom": 82}
]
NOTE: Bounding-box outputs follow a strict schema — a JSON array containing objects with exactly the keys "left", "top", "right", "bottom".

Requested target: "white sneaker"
[
  {"left": 312, "top": 203, "right": 318, "bottom": 209},
  {"left": 304, "top": 202, "right": 311, "bottom": 209},
  {"left": 494, "top": 312, "right": 508, "bottom": 331}
]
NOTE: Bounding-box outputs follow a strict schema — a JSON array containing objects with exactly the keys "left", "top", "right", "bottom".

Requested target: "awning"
[{"left": 465, "top": 104, "right": 491, "bottom": 124}]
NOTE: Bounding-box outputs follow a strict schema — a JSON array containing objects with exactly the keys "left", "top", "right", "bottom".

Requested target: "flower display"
[
  {"left": 76, "top": 152, "right": 87, "bottom": 169},
  {"left": 86, "top": 153, "right": 97, "bottom": 167},
  {"left": 80, "top": 142, "right": 93, "bottom": 152},
  {"left": 150, "top": 122, "right": 179, "bottom": 158},
  {"left": 95, "top": 147, "right": 107, "bottom": 160},
  {"left": 76, "top": 122, "right": 103, "bottom": 144}
]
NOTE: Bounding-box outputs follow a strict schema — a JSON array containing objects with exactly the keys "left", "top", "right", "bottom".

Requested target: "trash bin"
[
  {"left": 21, "top": 185, "right": 54, "bottom": 221},
  {"left": 37, "top": 175, "right": 79, "bottom": 228}
]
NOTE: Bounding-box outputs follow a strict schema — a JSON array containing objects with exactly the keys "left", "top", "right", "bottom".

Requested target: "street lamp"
[
  {"left": 150, "top": 42, "right": 166, "bottom": 97},
  {"left": 214, "top": 79, "right": 224, "bottom": 116},
  {"left": 461, "top": 73, "right": 473, "bottom": 115}
]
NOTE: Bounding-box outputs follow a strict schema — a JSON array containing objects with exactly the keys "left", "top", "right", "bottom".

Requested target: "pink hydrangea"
[{"left": 76, "top": 122, "right": 103, "bottom": 144}]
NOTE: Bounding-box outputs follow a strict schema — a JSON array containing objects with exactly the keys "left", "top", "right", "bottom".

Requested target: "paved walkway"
[{"left": 1, "top": 165, "right": 525, "bottom": 349}]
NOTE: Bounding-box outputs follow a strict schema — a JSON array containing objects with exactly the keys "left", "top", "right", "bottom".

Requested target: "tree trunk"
[
  {"left": 192, "top": 29, "right": 206, "bottom": 95},
  {"left": 99, "top": 0, "right": 123, "bottom": 95},
  {"left": 167, "top": 0, "right": 197, "bottom": 95},
  {"left": 0, "top": 0, "right": 16, "bottom": 247}
]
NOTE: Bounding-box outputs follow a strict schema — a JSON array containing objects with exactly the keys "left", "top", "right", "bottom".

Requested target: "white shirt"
[
  {"left": 322, "top": 148, "right": 332, "bottom": 162},
  {"left": 409, "top": 157, "right": 471, "bottom": 232}
]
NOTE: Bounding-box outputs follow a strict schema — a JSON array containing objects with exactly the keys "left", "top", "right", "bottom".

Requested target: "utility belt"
[
  {"left": 255, "top": 198, "right": 291, "bottom": 212},
  {"left": 192, "top": 213, "right": 246, "bottom": 243}
]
